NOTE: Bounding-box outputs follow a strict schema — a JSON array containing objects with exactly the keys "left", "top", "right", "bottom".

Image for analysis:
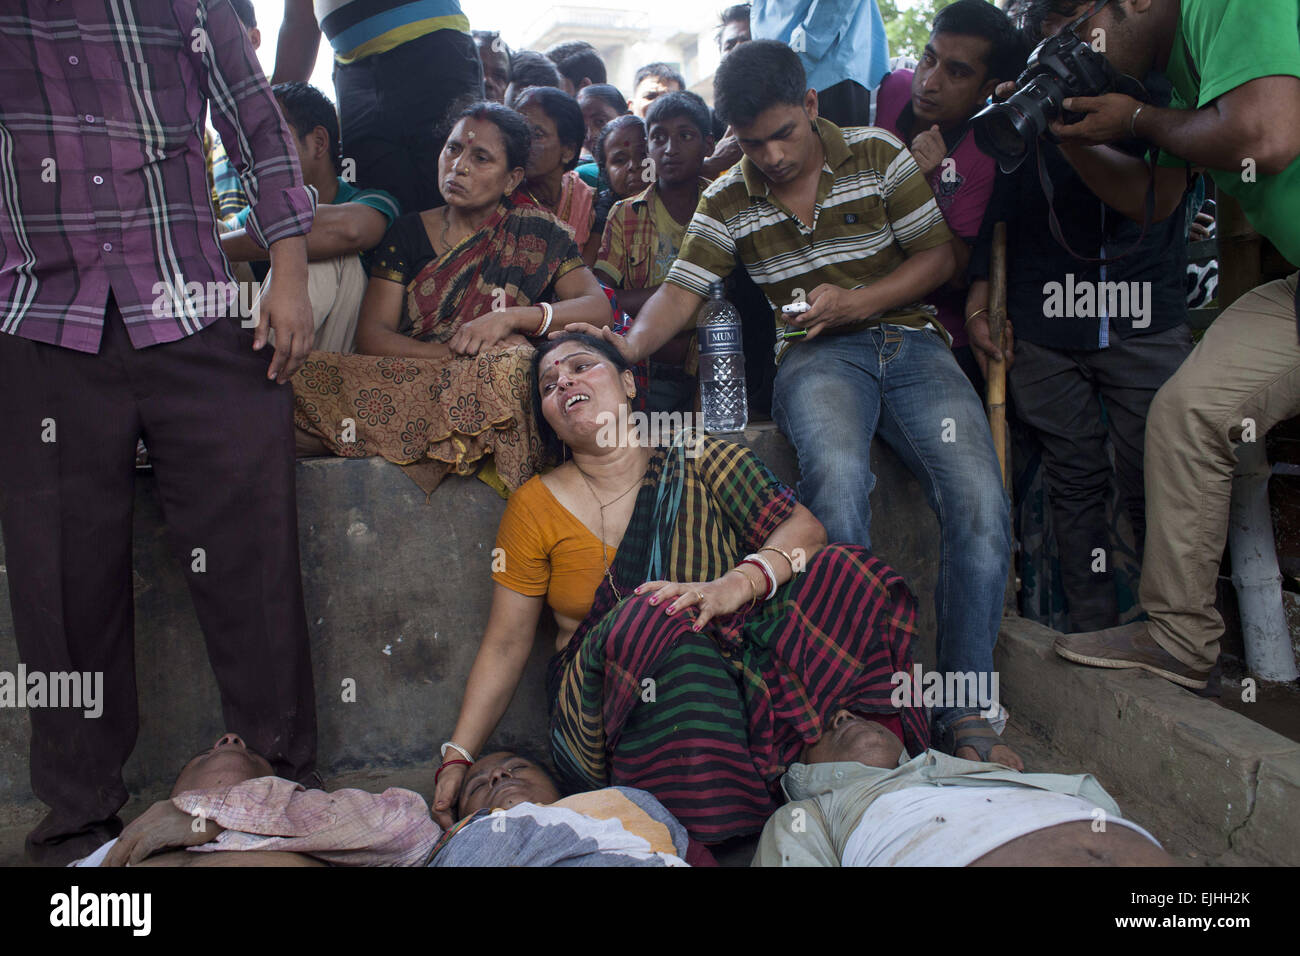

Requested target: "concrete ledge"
[
  {"left": 997, "top": 616, "right": 1300, "bottom": 865},
  {"left": 0, "top": 425, "right": 940, "bottom": 821}
]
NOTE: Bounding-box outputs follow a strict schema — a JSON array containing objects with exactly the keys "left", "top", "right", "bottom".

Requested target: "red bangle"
[
  {"left": 739, "top": 557, "right": 774, "bottom": 598},
  {"left": 435, "top": 758, "right": 471, "bottom": 787}
]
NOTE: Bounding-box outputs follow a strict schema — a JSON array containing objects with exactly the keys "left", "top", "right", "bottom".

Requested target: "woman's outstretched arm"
[
  {"left": 431, "top": 585, "right": 545, "bottom": 828},
  {"left": 353, "top": 275, "right": 453, "bottom": 359},
  {"left": 639, "top": 502, "right": 827, "bottom": 631}
]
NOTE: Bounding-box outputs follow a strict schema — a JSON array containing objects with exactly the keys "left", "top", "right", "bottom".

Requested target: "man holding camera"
[{"left": 1016, "top": 0, "right": 1300, "bottom": 690}]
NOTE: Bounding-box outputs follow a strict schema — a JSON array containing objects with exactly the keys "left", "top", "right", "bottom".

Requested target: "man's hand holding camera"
[{"left": 1052, "top": 93, "right": 1145, "bottom": 145}]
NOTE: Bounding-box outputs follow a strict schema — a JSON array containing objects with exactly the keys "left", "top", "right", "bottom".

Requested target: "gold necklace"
[{"left": 575, "top": 466, "right": 641, "bottom": 600}]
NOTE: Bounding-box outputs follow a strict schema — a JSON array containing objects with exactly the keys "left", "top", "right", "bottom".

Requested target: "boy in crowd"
[
  {"left": 596, "top": 92, "right": 715, "bottom": 413},
  {"left": 505, "top": 51, "right": 564, "bottom": 108},
  {"left": 221, "top": 84, "right": 401, "bottom": 354},
  {"left": 546, "top": 40, "right": 608, "bottom": 97},
  {"left": 631, "top": 62, "right": 687, "bottom": 118}
]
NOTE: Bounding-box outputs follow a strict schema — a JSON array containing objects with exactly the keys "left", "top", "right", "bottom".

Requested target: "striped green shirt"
[{"left": 665, "top": 118, "right": 954, "bottom": 362}]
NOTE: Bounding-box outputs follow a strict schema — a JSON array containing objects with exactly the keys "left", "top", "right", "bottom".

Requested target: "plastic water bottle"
[{"left": 697, "top": 280, "right": 748, "bottom": 433}]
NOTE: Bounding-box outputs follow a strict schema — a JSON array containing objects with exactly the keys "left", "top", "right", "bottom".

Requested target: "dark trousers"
[
  {"left": 817, "top": 79, "right": 871, "bottom": 128},
  {"left": 1009, "top": 325, "right": 1193, "bottom": 631},
  {"left": 0, "top": 303, "right": 317, "bottom": 849},
  {"left": 334, "top": 29, "right": 484, "bottom": 212}
]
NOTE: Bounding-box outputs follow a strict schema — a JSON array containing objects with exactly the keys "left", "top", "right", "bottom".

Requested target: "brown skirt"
[{"left": 291, "top": 344, "right": 545, "bottom": 493}]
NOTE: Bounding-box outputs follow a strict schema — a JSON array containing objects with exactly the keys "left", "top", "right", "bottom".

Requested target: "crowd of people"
[{"left": 1, "top": 0, "right": 1296, "bottom": 867}]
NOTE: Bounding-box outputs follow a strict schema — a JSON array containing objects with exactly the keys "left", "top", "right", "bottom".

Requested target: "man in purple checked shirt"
[{"left": 0, "top": 0, "right": 319, "bottom": 865}]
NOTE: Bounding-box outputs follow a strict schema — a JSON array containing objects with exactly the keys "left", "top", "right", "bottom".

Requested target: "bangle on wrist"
[
  {"left": 729, "top": 566, "right": 760, "bottom": 609},
  {"left": 743, "top": 553, "right": 779, "bottom": 600},
  {"left": 435, "top": 758, "right": 470, "bottom": 787},
  {"left": 1129, "top": 104, "right": 1146, "bottom": 138},
  {"left": 532, "top": 301, "right": 554, "bottom": 336},
  {"left": 759, "top": 545, "right": 797, "bottom": 574},
  {"left": 964, "top": 308, "right": 989, "bottom": 328},
  {"left": 440, "top": 740, "right": 475, "bottom": 763}
]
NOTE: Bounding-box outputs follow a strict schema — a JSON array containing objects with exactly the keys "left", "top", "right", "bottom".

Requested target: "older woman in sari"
[
  {"left": 513, "top": 86, "right": 596, "bottom": 257},
  {"left": 433, "top": 332, "right": 930, "bottom": 843},
  {"left": 292, "top": 103, "right": 611, "bottom": 492}
]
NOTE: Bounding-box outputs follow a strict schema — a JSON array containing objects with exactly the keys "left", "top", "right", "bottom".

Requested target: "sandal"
[{"left": 938, "top": 714, "right": 1008, "bottom": 764}]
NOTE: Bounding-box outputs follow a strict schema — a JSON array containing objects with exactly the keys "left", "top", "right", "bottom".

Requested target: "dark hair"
[
  {"left": 271, "top": 82, "right": 341, "bottom": 174},
  {"left": 932, "top": 0, "right": 1025, "bottom": 83},
  {"left": 472, "top": 30, "right": 512, "bottom": 66},
  {"left": 530, "top": 333, "right": 633, "bottom": 462},
  {"left": 645, "top": 90, "right": 713, "bottom": 140},
  {"left": 594, "top": 114, "right": 645, "bottom": 168},
  {"left": 713, "top": 39, "right": 806, "bottom": 128},
  {"left": 229, "top": 0, "right": 256, "bottom": 29},
  {"left": 546, "top": 40, "right": 607, "bottom": 87},
  {"left": 513, "top": 86, "right": 586, "bottom": 171},
  {"left": 634, "top": 62, "right": 686, "bottom": 92},
  {"left": 577, "top": 83, "right": 629, "bottom": 116},
  {"left": 452, "top": 102, "right": 532, "bottom": 172},
  {"left": 716, "top": 3, "right": 751, "bottom": 46},
  {"left": 509, "top": 50, "right": 563, "bottom": 93},
  {"left": 1021, "top": 0, "right": 1123, "bottom": 40}
]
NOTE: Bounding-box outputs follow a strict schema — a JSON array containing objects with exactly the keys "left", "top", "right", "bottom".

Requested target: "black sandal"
[{"left": 938, "top": 714, "right": 1007, "bottom": 763}]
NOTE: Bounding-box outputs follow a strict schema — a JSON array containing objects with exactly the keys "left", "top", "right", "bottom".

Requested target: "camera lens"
[
  {"left": 972, "top": 102, "right": 1034, "bottom": 172},
  {"left": 972, "top": 74, "right": 1066, "bottom": 173}
]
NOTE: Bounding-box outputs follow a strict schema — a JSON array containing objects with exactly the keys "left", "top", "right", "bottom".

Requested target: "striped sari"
[{"left": 548, "top": 436, "right": 929, "bottom": 843}]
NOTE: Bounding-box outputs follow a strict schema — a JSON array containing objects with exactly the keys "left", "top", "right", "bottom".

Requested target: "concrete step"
[{"left": 997, "top": 616, "right": 1300, "bottom": 865}]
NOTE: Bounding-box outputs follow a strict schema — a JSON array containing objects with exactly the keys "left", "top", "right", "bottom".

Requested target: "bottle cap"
[{"left": 708, "top": 280, "right": 725, "bottom": 299}]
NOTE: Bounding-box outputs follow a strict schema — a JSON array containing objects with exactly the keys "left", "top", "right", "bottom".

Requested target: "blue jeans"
[{"left": 771, "top": 326, "right": 1011, "bottom": 739}]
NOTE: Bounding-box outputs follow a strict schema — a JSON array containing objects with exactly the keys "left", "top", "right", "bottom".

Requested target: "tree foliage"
[{"left": 880, "top": 0, "right": 998, "bottom": 59}]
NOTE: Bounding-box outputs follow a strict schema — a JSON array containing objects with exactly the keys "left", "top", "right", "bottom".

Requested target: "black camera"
[{"left": 972, "top": 30, "right": 1137, "bottom": 173}]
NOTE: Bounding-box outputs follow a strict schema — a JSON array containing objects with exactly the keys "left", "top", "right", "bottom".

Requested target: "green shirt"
[
  {"left": 665, "top": 118, "right": 953, "bottom": 362},
  {"left": 1160, "top": 0, "right": 1300, "bottom": 265},
  {"left": 231, "top": 177, "right": 401, "bottom": 240}
]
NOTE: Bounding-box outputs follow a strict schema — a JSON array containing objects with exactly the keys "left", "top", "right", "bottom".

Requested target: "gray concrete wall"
[{"left": 0, "top": 425, "right": 940, "bottom": 821}]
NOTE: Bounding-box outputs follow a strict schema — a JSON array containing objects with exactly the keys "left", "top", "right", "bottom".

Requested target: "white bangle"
[
  {"left": 745, "top": 552, "right": 779, "bottom": 600},
  {"left": 440, "top": 741, "right": 474, "bottom": 763},
  {"left": 534, "top": 301, "right": 554, "bottom": 337}
]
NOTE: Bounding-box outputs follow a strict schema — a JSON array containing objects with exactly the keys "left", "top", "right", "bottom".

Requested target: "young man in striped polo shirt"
[{"left": 569, "top": 39, "right": 1020, "bottom": 769}]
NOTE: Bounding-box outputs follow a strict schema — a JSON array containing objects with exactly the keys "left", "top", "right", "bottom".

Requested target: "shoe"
[
  {"left": 1054, "top": 621, "right": 1212, "bottom": 691},
  {"left": 25, "top": 814, "right": 123, "bottom": 867}
]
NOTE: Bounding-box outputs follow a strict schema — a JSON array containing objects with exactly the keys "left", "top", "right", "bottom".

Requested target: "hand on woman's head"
[{"left": 533, "top": 333, "right": 638, "bottom": 455}]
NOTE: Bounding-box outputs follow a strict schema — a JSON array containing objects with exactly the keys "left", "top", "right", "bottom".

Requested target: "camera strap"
[{"left": 1035, "top": 139, "right": 1159, "bottom": 265}]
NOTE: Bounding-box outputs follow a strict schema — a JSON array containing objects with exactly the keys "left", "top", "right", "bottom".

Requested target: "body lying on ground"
[
  {"left": 74, "top": 737, "right": 695, "bottom": 867},
  {"left": 754, "top": 711, "right": 1174, "bottom": 867}
]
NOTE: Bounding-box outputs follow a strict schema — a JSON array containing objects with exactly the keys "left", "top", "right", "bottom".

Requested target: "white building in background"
[{"left": 512, "top": 3, "right": 725, "bottom": 105}]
